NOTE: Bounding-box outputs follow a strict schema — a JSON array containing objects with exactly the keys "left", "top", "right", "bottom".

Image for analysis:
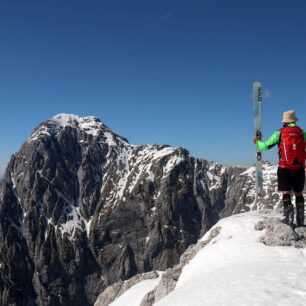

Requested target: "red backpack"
[{"left": 278, "top": 125, "right": 305, "bottom": 169}]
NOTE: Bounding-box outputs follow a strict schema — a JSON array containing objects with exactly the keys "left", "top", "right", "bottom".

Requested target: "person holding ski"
[{"left": 253, "top": 110, "right": 306, "bottom": 227}]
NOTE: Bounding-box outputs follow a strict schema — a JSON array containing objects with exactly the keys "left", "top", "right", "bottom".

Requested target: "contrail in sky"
[{"left": 153, "top": 12, "right": 174, "bottom": 24}]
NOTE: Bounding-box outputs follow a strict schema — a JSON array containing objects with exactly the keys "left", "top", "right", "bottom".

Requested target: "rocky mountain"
[{"left": 0, "top": 114, "right": 283, "bottom": 306}]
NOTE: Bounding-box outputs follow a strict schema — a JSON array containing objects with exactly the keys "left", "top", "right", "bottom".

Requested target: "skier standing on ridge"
[{"left": 253, "top": 110, "right": 306, "bottom": 226}]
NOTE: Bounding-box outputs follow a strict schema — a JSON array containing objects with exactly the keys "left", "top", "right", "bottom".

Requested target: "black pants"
[{"left": 277, "top": 167, "right": 305, "bottom": 192}]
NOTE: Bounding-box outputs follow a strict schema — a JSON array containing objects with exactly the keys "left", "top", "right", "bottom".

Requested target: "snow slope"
[
  {"left": 108, "top": 211, "right": 306, "bottom": 306},
  {"left": 155, "top": 211, "right": 306, "bottom": 306},
  {"left": 109, "top": 273, "right": 162, "bottom": 306}
]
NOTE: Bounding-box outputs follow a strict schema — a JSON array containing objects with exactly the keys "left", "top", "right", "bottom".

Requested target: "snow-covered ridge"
[
  {"left": 154, "top": 211, "right": 306, "bottom": 306},
  {"left": 104, "top": 211, "right": 306, "bottom": 306}
]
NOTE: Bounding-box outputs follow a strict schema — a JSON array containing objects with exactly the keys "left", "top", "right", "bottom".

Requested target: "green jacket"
[{"left": 256, "top": 123, "right": 306, "bottom": 151}]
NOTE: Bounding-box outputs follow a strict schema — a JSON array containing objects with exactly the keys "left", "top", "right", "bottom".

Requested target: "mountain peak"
[
  {"left": 27, "top": 113, "right": 129, "bottom": 144},
  {"left": 50, "top": 113, "right": 88, "bottom": 128},
  {"left": 49, "top": 113, "right": 102, "bottom": 129},
  {"left": 49, "top": 113, "right": 102, "bottom": 133}
]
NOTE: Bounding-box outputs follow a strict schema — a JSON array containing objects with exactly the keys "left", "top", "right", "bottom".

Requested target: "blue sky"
[{"left": 1, "top": 0, "right": 306, "bottom": 175}]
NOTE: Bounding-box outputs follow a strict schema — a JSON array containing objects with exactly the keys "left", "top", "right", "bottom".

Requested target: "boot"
[
  {"left": 282, "top": 204, "right": 294, "bottom": 226},
  {"left": 296, "top": 205, "right": 304, "bottom": 227},
  {"left": 296, "top": 196, "right": 304, "bottom": 227},
  {"left": 282, "top": 194, "right": 294, "bottom": 226}
]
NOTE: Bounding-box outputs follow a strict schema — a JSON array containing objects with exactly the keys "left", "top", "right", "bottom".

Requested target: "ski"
[{"left": 253, "top": 81, "right": 263, "bottom": 196}]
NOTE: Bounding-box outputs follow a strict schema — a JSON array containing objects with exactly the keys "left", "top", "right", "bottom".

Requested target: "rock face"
[{"left": 0, "top": 114, "right": 285, "bottom": 306}]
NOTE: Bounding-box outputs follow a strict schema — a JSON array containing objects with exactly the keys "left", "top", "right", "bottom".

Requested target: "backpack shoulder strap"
[
  {"left": 294, "top": 125, "right": 303, "bottom": 134},
  {"left": 278, "top": 128, "right": 283, "bottom": 145}
]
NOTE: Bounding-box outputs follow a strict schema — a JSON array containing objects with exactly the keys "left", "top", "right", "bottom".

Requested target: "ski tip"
[{"left": 253, "top": 81, "right": 262, "bottom": 87}]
